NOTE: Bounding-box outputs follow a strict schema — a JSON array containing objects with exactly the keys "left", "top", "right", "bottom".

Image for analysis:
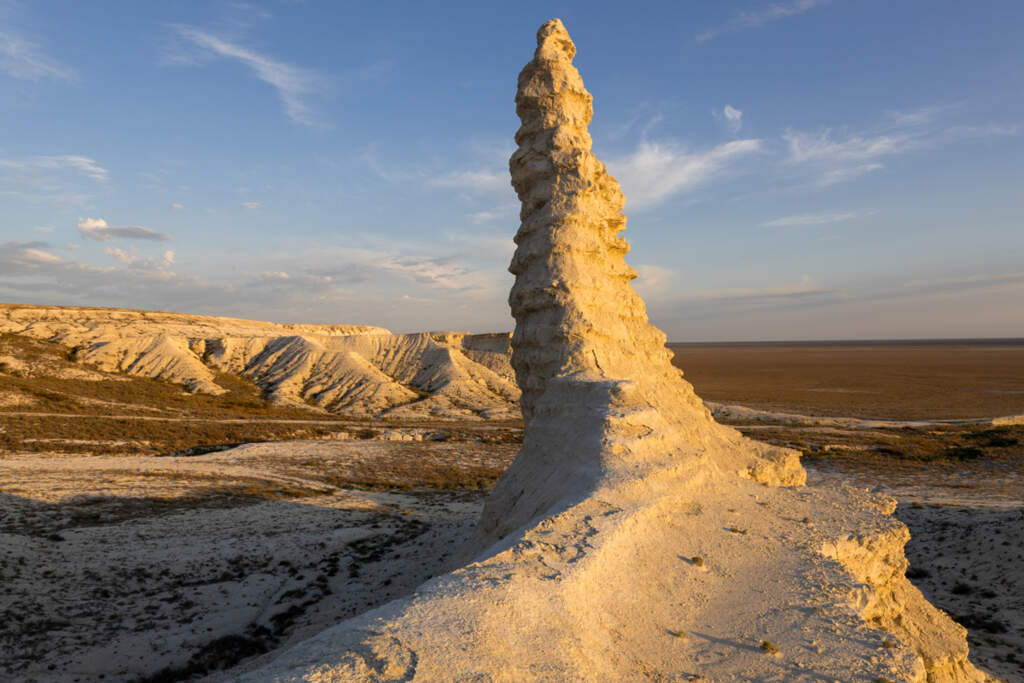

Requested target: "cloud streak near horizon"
[{"left": 78, "top": 218, "right": 170, "bottom": 242}]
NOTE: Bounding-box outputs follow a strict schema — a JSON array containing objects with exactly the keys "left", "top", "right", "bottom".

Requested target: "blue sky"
[{"left": 2, "top": 0, "right": 1022, "bottom": 340}]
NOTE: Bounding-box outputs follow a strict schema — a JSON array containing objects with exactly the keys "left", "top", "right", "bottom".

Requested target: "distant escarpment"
[{"left": 0, "top": 305, "right": 518, "bottom": 420}]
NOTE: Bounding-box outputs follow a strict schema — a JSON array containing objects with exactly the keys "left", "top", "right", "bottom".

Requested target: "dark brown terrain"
[{"left": 670, "top": 340, "right": 1024, "bottom": 419}]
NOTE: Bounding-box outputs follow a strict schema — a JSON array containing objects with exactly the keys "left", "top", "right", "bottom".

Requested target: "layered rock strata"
[
  {"left": 237, "top": 19, "right": 985, "bottom": 681},
  {"left": 0, "top": 305, "right": 519, "bottom": 420}
]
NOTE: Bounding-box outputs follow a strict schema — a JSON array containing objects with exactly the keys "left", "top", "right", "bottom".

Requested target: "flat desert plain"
[
  {"left": 2, "top": 333, "right": 1022, "bottom": 681},
  {"left": 672, "top": 340, "right": 1024, "bottom": 681}
]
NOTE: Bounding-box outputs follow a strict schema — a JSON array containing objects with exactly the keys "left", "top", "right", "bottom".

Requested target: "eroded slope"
[{"left": 0, "top": 305, "right": 519, "bottom": 420}]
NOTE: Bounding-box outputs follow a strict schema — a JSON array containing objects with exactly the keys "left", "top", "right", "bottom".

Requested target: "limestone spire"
[
  {"left": 508, "top": 18, "right": 690, "bottom": 424},
  {"left": 237, "top": 22, "right": 984, "bottom": 681}
]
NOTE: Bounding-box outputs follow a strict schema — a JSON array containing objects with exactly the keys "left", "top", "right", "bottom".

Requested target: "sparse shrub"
[
  {"left": 691, "top": 556, "right": 704, "bottom": 567},
  {"left": 760, "top": 640, "right": 779, "bottom": 655},
  {"left": 953, "top": 613, "right": 1009, "bottom": 634},
  {"left": 965, "top": 428, "right": 1018, "bottom": 447},
  {"left": 944, "top": 446, "right": 984, "bottom": 460},
  {"left": 905, "top": 566, "right": 931, "bottom": 580}
]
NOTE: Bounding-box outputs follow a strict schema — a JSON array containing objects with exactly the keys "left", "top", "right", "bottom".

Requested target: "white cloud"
[
  {"left": 633, "top": 264, "right": 673, "bottom": 296},
  {"left": 721, "top": 105, "right": 743, "bottom": 133},
  {"left": 239, "top": 201, "right": 262, "bottom": 209},
  {"left": 172, "top": 26, "right": 328, "bottom": 127},
  {"left": 697, "top": 0, "right": 829, "bottom": 42},
  {"left": 104, "top": 247, "right": 139, "bottom": 265},
  {"left": 0, "top": 155, "right": 109, "bottom": 181},
  {"left": 468, "top": 206, "right": 517, "bottom": 224},
  {"left": 78, "top": 217, "right": 171, "bottom": 242},
  {"left": 163, "top": 250, "right": 176, "bottom": 265},
  {"left": 784, "top": 129, "right": 912, "bottom": 164},
  {"left": 21, "top": 247, "right": 64, "bottom": 264},
  {"left": 782, "top": 129, "right": 911, "bottom": 186},
  {"left": 782, "top": 105, "right": 1019, "bottom": 187},
  {"left": 429, "top": 169, "right": 509, "bottom": 194},
  {"left": 0, "top": 240, "right": 220, "bottom": 314},
  {"left": 0, "top": 31, "right": 73, "bottom": 81},
  {"left": 901, "top": 272, "right": 1024, "bottom": 294},
  {"left": 760, "top": 211, "right": 858, "bottom": 227},
  {"left": 608, "top": 138, "right": 762, "bottom": 208},
  {"left": 818, "top": 163, "right": 883, "bottom": 186},
  {"left": 170, "top": 203, "right": 184, "bottom": 211},
  {"left": 32, "top": 225, "right": 53, "bottom": 233},
  {"left": 0, "top": 241, "right": 65, "bottom": 266}
]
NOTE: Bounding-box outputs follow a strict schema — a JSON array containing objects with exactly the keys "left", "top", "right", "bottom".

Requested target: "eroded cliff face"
[
  {"left": 0, "top": 305, "right": 520, "bottom": 420},
  {"left": 235, "top": 20, "right": 987, "bottom": 682}
]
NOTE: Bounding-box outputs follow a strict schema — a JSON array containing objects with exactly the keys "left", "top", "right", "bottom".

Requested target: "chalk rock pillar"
[
  {"left": 457, "top": 19, "right": 803, "bottom": 562},
  {"left": 508, "top": 18, "right": 697, "bottom": 426}
]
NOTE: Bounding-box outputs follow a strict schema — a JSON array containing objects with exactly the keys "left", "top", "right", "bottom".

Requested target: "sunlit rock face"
[
  {"left": 457, "top": 18, "right": 804, "bottom": 559},
  {"left": 238, "top": 20, "right": 987, "bottom": 682}
]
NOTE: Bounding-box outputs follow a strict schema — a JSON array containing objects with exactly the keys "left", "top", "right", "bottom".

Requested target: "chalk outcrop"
[
  {"left": 0, "top": 305, "right": 519, "bottom": 420},
  {"left": 194, "top": 21, "right": 987, "bottom": 681}
]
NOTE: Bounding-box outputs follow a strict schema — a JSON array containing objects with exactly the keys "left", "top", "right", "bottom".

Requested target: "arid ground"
[{"left": 2, "top": 334, "right": 1022, "bottom": 681}]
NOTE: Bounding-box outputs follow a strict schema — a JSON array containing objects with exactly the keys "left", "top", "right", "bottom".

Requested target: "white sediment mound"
[
  {"left": 234, "top": 20, "right": 986, "bottom": 681},
  {"left": 0, "top": 305, "right": 519, "bottom": 419}
]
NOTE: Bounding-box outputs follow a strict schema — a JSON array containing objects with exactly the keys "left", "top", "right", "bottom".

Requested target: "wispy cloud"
[
  {"left": 632, "top": 264, "right": 673, "bottom": 297},
  {"left": 239, "top": 201, "right": 262, "bottom": 209},
  {"left": 719, "top": 105, "right": 743, "bottom": 134},
  {"left": 1, "top": 241, "right": 66, "bottom": 266},
  {"left": 608, "top": 139, "right": 762, "bottom": 208},
  {"left": 697, "top": 0, "right": 829, "bottom": 42},
  {"left": 0, "top": 240, "right": 219, "bottom": 313},
  {"left": 468, "top": 206, "right": 518, "bottom": 225},
  {"left": 760, "top": 211, "right": 858, "bottom": 227},
  {"left": 104, "top": 247, "right": 139, "bottom": 265},
  {"left": 0, "top": 155, "right": 108, "bottom": 205},
  {"left": 902, "top": 272, "right": 1024, "bottom": 296},
  {"left": 170, "top": 202, "right": 184, "bottom": 211},
  {"left": 78, "top": 217, "right": 170, "bottom": 242},
  {"left": 171, "top": 26, "right": 328, "bottom": 127},
  {"left": 0, "top": 31, "right": 73, "bottom": 81},
  {"left": 783, "top": 104, "right": 1019, "bottom": 186},
  {"left": 0, "top": 155, "right": 109, "bottom": 181},
  {"left": 429, "top": 169, "right": 508, "bottom": 194},
  {"left": 686, "top": 274, "right": 827, "bottom": 305},
  {"left": 784, "top": 130, "right": 913, "bottom": 164}
]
